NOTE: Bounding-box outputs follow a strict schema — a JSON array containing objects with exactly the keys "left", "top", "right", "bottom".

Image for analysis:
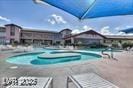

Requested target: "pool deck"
[{"left": 0, "top": 50, "right": 133, "bottom": 88}]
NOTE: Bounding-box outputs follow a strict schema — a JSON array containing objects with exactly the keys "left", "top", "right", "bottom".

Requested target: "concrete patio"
[{"left": 0, "top": 51, "right": 133, "bottom": 88}]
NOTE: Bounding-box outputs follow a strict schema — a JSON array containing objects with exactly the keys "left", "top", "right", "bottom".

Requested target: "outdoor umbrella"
[
  {"left": 120, "top": 28, "right": 133, "bottom": 33},
  {"left": 34, "top": 0, "right": 133, "bottom": 20}
]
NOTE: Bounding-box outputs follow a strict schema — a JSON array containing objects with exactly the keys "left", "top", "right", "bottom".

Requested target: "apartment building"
[
  {"left": 20, "top": 29, "right": 62, "bottom": 45},
  {"left": 2, "top": 24, "right": 62, "bottom": 45},
  {"left": 5, "top": 24, "right": 22, "bottom": 44},
  {"left": 0, "top": 23, "right": 133, "bottom": 46},
  {"left": 0, "top": 27, "right": 6, "bottom": 44},
  {"left": 104, "top": 35, "right": 133, "bottom": 44},
  {"left": 63, "top": 30, "right": 105, "bottom": 45}
]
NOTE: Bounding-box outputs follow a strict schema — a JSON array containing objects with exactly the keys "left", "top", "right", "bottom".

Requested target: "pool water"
[{"left": 6, "top": 49, "right": 102, "bottom": 65}]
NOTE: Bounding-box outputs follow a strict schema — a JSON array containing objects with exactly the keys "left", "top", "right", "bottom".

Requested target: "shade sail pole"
[{"left": 80, "top": 0, "right": 97, "bottom": 20}]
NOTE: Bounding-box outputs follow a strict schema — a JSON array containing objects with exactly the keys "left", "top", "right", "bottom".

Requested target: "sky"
[{"left": 0, "top": 0, "right": 133, "bottom": 35}]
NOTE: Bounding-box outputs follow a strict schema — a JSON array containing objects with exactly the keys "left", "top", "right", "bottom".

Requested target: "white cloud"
[
  {"left": 115, "top": 26, "right": 133, "bottom": 31},
  {"left": 34, "top": 0, "right": 51, "bottom": 6},
  {"left": 48, "top": 14, "right": 67, "bottom": 25},
  {"left": 125, "top": 25, "right": 132, "bottom": 28},
  {"left": 116, "top": 32, "right": 126, "bottom": 35},
  {"left": 72, "top": 25, "right": 133, "bottom": 36},
  {"left": 100, "top": 26, "right": 129, "bottom": 35},
  {"left": 118, "top": 33, "right": 133, "bottom": 36},
  {"left": 0, "top": 16, "right": 10, "bottom": 22},
  {"left": 71, "top": 29, "right": 81, "bottom": 34},
  {"left": 48, "top": 19, "right": 56, "bottom": 25},
  {"left": 126, "top": 33, "right": 133, "bottom": 35},
  {"left": 83, "top": 25, "right": 93, "bottom": 31},
  {"left": 35, "top": 0, "right": 45, "bottom": 4},
  {"left": 72, "top": 25, "right": 94, "bottom": 34},
  {"left": 115, "top": 27, "right": 121, "bottom": 30},
  {"left": 100, "top": 26, "right": 112, "bottom": 35}
]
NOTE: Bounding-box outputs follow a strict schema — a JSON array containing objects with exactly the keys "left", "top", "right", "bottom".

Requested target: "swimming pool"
[{"left": 6, "top": 49, "right": 102, "bottom": 65}]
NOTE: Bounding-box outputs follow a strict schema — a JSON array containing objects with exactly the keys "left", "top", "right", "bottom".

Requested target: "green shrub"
[
  {"left": 112, "top": 43, "right": 118, "bottom": 48},
  {"left": 122, "top": 42, "right": 133, "bottom": 49},
  {"left": 90, "top": 44, "right": 107, "bottom": 48}
]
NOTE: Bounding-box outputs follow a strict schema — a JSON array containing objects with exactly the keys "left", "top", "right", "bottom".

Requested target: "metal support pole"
[{"left": 110, "top": 47, "right": 113, "bottom": 59}]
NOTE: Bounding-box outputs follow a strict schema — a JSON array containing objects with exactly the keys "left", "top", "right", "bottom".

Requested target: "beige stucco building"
[
  {"left": 63, "top": 30, "right": 105, "bottom": 45},
  {"left": 20, "top": 29, "right": 61, "bottom": 45},
  {"left": 0, "top": 24, "right": 133, "bottom": 46}
]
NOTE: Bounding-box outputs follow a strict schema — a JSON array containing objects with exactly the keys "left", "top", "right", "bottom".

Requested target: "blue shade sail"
[
  {"left": 120, "top": 28, "right": 133, "bottom": 33},
  {"left": 35, "top": 0, "right": 133, "bottom": 19}
]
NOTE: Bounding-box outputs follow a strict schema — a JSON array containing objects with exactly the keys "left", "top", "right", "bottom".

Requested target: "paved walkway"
[
  {"left": 91, "top": 51, "right": 133, "bottom": 88},
  {"left": 0, "top": 51, "right": 133, "bottom": 88}
]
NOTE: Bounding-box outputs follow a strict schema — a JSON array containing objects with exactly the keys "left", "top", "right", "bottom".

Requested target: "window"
[
  {"left": 104, "top": 40, "right": 106, "bottom": 43},
  {"left": 111, "top": 40, "right": 113, "bottom": 42},
  {"left": 10, "top": 39, "right": 14, "bottom": 44},
  {"left": 10, "top": 26, "right": 15, "bottom": 36}
]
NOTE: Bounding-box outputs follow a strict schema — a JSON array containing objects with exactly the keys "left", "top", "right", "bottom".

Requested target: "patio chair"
[
  {"left": 6, "top": 77, "right": 53, "bottom": 88},
  {"left": 67, "top": 73, "right": 119, "bottom": 88},
  {"left": 0, "top": 45, "right": 14, "bottom": 51},
  {"left": 12, "top": 46, "right": 29, "bottom": 53}
]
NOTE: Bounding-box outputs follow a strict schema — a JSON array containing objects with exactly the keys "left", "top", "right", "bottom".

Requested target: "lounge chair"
[
  {"left": 12, "top": 46, "right": 34, "bottom": 53},
  {"left": 5, "top": 77, "right": 53, "bottom": 88},
  {"left": 0, "top": 45, "right": 15, "bottom": 51},
  {"left": 67, "top": 73, "right": 119, "bottom": 88}
]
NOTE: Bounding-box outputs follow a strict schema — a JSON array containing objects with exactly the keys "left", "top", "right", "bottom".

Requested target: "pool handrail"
[{"left": 101, "top": 48, "right": 111, "bottom": 59}]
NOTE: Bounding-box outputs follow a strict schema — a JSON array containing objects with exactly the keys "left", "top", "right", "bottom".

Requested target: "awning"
[{"left": 34, "top": 0, "right": 133, "bottom": 19}]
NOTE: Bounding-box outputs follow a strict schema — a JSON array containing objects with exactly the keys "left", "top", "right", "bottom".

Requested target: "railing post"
[{"left": 110, "top": 47, "right": 113, "bottom": 59}]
